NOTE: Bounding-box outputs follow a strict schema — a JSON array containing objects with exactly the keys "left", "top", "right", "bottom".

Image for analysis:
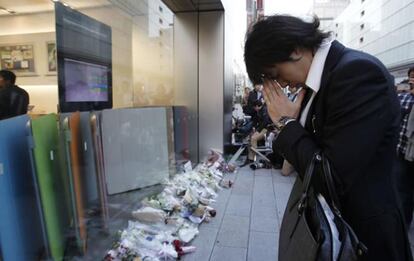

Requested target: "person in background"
[
  {"left": 397, "top": 79, "right": 411, "bottom": 93},
  {"left": 287, "top": 85, "right": 299, "bottom": 101},
  {"left": 0, "top": 70, "right": 29, "bottom": 120},
  {"left": 244, "top": 84, "right": 263, "bottom": 116},
  {"left": 236, "top": 87, "right": 252, "bottom": 139},
  {"left": 244, "top": 99, "right": 271, "bottom": 165},
  {"left": 409, "top": 67, "right": 414, "bottom": 89},
  {"left": 394, "top": 67, "right": 414, "bottom": 228},
  {"left": 242, "top": 87, "right": 250, "bottom": 107}
]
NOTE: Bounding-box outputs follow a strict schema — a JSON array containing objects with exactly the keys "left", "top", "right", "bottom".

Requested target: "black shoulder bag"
[{"left": 279, "top": 153, "right": 367, "bottom": 261}]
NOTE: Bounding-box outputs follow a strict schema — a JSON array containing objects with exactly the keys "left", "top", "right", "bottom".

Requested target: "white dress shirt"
[
  {"left": 281, "top": 36, "right": 334, "bottom": 177},
  {"left": 299, "top": 36, "right": 334, "bottom": 126},
  {"left": 257, "top": 91, "right": 262, "bottom": 101}
]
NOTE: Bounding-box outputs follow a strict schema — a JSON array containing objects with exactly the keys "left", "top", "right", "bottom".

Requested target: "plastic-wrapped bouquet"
[{"left": 105, "top": 149, "right": 236, "bottom": 260}]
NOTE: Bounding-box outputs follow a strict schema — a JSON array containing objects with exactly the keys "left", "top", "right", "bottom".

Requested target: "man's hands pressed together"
[{"left": 262, "top": 78, "right": 306, "bottom": 124}]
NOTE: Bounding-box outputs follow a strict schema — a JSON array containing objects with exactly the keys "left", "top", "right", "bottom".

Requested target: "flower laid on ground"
[{"left": 104, "top": 150, "right": 236, "bottom": 261}]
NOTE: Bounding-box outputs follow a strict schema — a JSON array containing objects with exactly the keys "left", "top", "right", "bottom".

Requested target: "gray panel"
[
  {"left": 223, "top": 11, "right": 234, "bottom": 154},
  {"left": 173, "top": 13, "right": 199, "bottom": 163},
  {"left": 79, "top": 112, "right": 99, "bottom": 207},
  {"left": 172, "top": 106, "right": 191, "bottom": 164},
  {"left": 198, "top": 11, "right": 224, "bottom": 158},
  {"left": 101, "top": 108, "right": 169, "bottom": 195}
]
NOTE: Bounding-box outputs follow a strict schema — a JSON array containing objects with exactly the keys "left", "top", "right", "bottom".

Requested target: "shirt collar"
[{"left": 305, "top": 36, "right": 334, "bottom": 93}]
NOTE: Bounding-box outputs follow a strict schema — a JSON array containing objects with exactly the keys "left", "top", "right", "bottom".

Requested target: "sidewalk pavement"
[
  {"left": 183, "top": 166, "right": 414, "bottom": 261},
  {"left": 182, "top": 166, "right": 295, "bottom": 261}
]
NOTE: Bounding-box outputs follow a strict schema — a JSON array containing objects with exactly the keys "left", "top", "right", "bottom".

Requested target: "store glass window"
[{"left": 0, "top": 1, "right": 199, "bottom": 260}]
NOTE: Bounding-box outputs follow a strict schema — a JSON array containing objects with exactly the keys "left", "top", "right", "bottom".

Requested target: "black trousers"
[{"left": 394, "top": 154, "right": 414, "bottom": 228}]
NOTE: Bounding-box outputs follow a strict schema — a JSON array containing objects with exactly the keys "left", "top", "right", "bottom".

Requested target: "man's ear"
[{"left": 289, "top": 48, "right": 303, "bottom": 61}]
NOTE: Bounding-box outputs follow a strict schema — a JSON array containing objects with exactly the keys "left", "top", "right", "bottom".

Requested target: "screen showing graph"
[{"left": 64, "top": 58, "right": 108, "bottom": 102}]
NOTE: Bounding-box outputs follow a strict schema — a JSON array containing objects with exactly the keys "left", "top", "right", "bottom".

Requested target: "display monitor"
[
  {"left": 64, "top": 59, "right": 109, "bottom": 103},
  {"left": 56, "top": 2, "right": 112, "bottom": 112}
]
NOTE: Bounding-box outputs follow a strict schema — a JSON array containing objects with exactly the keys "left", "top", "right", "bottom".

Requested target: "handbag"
[{"left": 278, "top": 152, "right": 368, "bottom": 261}]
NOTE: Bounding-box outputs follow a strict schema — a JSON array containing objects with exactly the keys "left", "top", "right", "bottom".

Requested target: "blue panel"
[{"left": 0, "top": 115, "right": 44, "bottom": 261}]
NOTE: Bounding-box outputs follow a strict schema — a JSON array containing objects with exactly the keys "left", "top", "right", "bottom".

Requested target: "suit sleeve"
[
  {"left": 23, "top": 90, "right": 29, "bottom": 114},
  {"left": 274, "top": 59, "right": 395, "bottom": 196}
]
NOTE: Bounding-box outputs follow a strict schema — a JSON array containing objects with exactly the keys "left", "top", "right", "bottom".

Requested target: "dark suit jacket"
[
  {"left": 274, "top": 41, "right": 412, "bottom": 261},
  {"left": 252, "top": 105, "right": 271, "bottom": 132},
  {"left": 0, "top": 84, "right": 29, "bottom": 120},
  {"left": 244, "top": 90, "right": 261, "bottom": 116}
]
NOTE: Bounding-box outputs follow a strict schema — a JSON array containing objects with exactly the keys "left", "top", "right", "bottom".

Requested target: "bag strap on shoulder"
[
  {"left": 300, "top": 152, "right": 343, "bottom": 216},
  {"left": 298, "top": 152, "right": 320, "bottom": 212},
  {"left": 321, "top": 155, "right": 343, "bottom": 215}
]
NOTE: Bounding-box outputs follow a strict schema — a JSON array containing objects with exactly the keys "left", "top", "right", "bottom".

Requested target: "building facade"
[
  {"left": 328, "top": 0, "right": 414, "bottom": 82},
  {"left": 313, "top": 0, "right": 350, "bottom": 29}
]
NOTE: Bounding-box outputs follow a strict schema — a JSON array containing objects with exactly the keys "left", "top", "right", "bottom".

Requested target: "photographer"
[{"left": 244, "top": 99, "right": 272, "bottom": 165}]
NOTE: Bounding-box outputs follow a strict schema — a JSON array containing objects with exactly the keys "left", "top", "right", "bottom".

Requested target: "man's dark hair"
[
  {"left": 253, "top": 100, "right": 263, "bottom": 107},
  {"left": 244, "top": 15, "right": 331, "bottom": 84},
  {"left": 0, "top": 70, "right": 16, "bottom": 85},
  {"left": 408, "top": 67, "right": 414, "bottom": 77}
]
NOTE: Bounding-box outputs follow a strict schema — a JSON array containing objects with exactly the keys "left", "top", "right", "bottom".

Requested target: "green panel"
[{"left": 30, "top": 114, "right": 70, "bottom": 261}]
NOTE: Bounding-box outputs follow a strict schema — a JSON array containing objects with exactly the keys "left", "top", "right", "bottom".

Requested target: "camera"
[
  {"left": 250, "top": 159, "right": 272, "bottom": 170},
  {"left": 250, "top": 161, "right": 264, "bottom": 170}
]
